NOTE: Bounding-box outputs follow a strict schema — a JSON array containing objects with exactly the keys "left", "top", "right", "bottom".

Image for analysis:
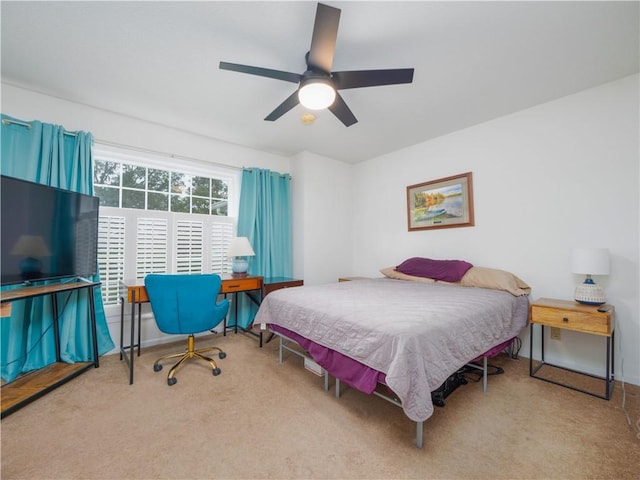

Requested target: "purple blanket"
[{"left": 271, "top": 324, "right": 514, "bottom": 394}]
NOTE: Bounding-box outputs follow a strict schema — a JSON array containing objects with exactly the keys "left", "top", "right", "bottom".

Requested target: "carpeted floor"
[{"left": 1, "top": 331, "right": 639, "bottom": 479}]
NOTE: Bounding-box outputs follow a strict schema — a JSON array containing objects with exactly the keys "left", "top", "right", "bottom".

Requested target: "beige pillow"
[
  {"left": 460, "top": 267, "right": 531, "bottom": 296},
  {"left": 380, "top": 265, "right": 531, "bottom": 296},
  {"left": 380, "top": 267, "right": 436, "bottom": 284}
]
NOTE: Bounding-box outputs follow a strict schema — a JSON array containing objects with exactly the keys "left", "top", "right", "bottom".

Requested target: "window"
[
  {"left": 93, "top": 144, "right": 240, "bottom": 308},
  {"left": 94, "top": 158, "right": 229, "bottom": 215}
]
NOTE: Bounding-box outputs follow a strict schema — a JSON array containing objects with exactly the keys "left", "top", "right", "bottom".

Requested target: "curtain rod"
[
  {"left": 95, "top": 141, "right": 292, "bottom": 178},
  {"left": 94, "top": 139, "right": 243, "bottom": 172},
  {"left": 2, "top": 117, "right": 78, "bottom": 137},
  {"left": 242, "top": 168, "right": 291, "bottom": 179}
]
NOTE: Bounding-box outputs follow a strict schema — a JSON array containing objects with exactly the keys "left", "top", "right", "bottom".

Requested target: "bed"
[{"left": 254, "top": 262, "right": 530, "bottom": 447}]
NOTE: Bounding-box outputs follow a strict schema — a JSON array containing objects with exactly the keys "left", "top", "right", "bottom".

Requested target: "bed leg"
[
  {"left": 482, "top": 356, "right": 488, "bottom": 393},
  {"left": 324, "top": 371, "right": 329, "bottom": 391},
  {"left": 416, "top": 421, "right": 424, "bottom": 448},
  {"left": 335, "top": 378, "right": 341, "bottom": 398},
  {"left": 278, "top": 335, "right": 283, "bottom": 364}
]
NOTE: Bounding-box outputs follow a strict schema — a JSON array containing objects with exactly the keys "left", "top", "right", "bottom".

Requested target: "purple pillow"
[{"left": 395, "top": 257, "right": 473, "bottom": 283}]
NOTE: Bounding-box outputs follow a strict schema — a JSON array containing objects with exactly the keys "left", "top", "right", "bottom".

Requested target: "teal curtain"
[
  {"left": 233, "top": 168, "right": 292, "bottom": 328},
  {"left": 1, "top": 114, "right": 115, "bottom": 382}
]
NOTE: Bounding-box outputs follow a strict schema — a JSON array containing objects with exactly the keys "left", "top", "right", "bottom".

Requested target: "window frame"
[{"left": 93, "top": 143, "right": 241, "bottom": 317}]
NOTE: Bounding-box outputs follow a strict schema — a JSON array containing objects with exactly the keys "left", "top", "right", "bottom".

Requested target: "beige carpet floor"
[{"left": 1, "top": 331, "right": 639, "bottom": 480}]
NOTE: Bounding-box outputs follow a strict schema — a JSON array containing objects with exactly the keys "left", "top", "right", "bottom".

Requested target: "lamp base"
[
  {"left": 574, "top": 279, "right": 606, "bottom": 305},
  {"left": 231, "top": 258, "right": 249, "bottom": 275}
]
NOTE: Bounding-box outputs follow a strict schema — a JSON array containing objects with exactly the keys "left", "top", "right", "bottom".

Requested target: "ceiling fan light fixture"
[{"left": 298, "top": 80, "right": 336, "bottom": 110}]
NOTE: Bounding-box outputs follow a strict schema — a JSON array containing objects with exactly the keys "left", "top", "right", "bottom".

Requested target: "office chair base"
[{"left": 153, "top": 334, "right": 226, "bottom": 386}]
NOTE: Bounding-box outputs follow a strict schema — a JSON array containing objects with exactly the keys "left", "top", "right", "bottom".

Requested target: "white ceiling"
[{"left": 1, "top": 1, "right": 638, "bottom": 164}]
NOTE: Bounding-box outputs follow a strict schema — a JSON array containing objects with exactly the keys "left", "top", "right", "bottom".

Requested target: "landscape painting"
[{"left": 407, "top": 172, "right": 474, "bottom": 231}]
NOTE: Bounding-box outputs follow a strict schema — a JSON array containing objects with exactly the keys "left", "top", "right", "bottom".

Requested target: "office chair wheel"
[
  {"left": 213, "top": 367, "right": 221, "bottom": 376},
  {"left": 219, "top": 352, "right": 226, "bottom": 359},
  {"left": 153, "top": 364, "right": 163, "bottom": 372},
  {"left": 167, "top": 377, "right": 177, "bottom": 386}
]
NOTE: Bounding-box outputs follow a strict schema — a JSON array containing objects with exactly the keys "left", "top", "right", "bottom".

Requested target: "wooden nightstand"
[
  {"left": 259, "top": 277, "right": 303, "bottom": 347},
  {"left": 529, "top": 297, "right": 615, "bottom": 400}
]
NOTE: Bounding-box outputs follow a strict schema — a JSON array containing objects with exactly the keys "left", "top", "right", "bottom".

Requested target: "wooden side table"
[
  {"left": 259, "top": 277, "right": 304, "bottom": 346},
  {"left": 529, "top": 297, "right": 615, "bottom": 399},
  {"left": 263, "top": 277, "right": 304, "bottom": 296},
  {"left": 1, "top": 280, "right": 100, "bottom": 417},
  {"left": 220, "top": 274, "right": 263, "bottom": 335}
]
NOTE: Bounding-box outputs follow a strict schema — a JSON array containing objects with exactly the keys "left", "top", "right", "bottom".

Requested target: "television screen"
[{"left": 1, "top": 175, "right": 100, "bottom": 286}]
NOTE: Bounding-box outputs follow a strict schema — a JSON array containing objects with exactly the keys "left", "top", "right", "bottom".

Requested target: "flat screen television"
[{"left": 1, "top": 175, "right": 100, "bottom": 286}]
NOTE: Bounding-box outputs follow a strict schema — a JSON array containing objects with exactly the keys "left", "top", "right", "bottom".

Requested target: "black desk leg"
[
  {"left": 129, "top": 290, "right": 136, "bottom": 385},
  {"left": 119, "top": 298, "right": 124, "bottom": 361},
  {"left": 137, "top": 303, "right": 142, "bottom": 357},
  {"left": 88, "top": 286, "right": 99, "bottom": 368},
  {"left": 51, "top": 293, "right": 61, "bottom": 363},
  {"left": 221, "top": 293, "right": 240, "bottom": 335},
  {"left": 234, "top": 292, "right": 239, "bottom": 334},
  {"left": 222, "top": 293, "right": 228, "bottom": 336}
]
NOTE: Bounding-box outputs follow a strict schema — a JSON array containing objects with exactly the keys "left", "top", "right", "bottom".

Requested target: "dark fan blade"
[
  {"left": 264, "top": 90, "right": 300, "bottom": 121},
  {"left": 332, "top": 68, "right": 414, "bottom": 90},
  {"left": 219, "top": 62, "right": 302, "bottom": 84},
  {"left": 328, "top": 92, "right": 357, "bottom": 127},
  {"left": 307, "top": 3, "right": 340, "bottom": 73}
]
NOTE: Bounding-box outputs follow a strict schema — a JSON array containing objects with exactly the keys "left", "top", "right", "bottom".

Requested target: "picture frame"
[{"left": 407, "top": 172, "right": 474, "bottom": 231}]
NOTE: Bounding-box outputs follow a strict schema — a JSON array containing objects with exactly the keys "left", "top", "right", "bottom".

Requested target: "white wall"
[
  {"left": 350, "top": 74, "right": 639, "bottom": 384},
  {"left": 291, "top": 151, "right": 354, "bottom": 285}
]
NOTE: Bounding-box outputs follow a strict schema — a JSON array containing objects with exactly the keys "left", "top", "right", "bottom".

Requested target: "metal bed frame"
[{"left": 275, "top": 331, "right": 489, "bottom": 448}]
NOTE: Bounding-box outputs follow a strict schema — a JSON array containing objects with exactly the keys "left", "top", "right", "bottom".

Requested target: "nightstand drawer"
[
  {"left": 221, "top": 277, "right": 262, "bottom": 293},
  {"left": 531, "top": 306, "right": 608, "bottom": 334},
  {"left": 529, "top": 298, "right": 613, "bottom": 336}
]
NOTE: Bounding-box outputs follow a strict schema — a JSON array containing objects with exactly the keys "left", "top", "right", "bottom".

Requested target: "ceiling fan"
[{"left": 219, "top": 3, "right": 414, "bottom": 127}]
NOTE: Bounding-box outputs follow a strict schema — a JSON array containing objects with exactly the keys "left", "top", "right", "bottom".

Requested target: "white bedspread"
[{"left": 255, "top": 278, "right": 529, "bottom": 422}]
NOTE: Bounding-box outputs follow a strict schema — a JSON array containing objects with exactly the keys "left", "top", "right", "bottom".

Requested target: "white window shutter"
[
  {"left": 175, "top": 220, "right": 204, "bottom": 274},
  {"left": 136, "top": 218, "right": 168, "bottom": 279},
  {"left": 210, "top": 221, "right": 234, "bottom": 275},
  {"left": 97, "top": 216, "right": 125, "bottom": 305}
]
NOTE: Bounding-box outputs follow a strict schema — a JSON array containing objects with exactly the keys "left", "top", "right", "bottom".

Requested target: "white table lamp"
[
  {"left": 226, "top": 237, "right": 255, "bottom": 276},
  {"left": 572, "top": 247, "right": 609, "bottom": 305}
]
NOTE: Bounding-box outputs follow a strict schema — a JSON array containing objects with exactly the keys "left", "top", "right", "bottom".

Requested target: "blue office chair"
[{"left": 144, "top": 274, "right": 230, "bottom": 386}]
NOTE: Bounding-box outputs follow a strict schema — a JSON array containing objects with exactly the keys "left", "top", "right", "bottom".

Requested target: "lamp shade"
[
  {"left": 226, "top": 237, "right": 255, "bottom": 258},
  {"left": 571, "top": 248, "right": 609, "bottom": 275},
  {"left": 572, "top": 247, "right": 609, "bottom": 305}
]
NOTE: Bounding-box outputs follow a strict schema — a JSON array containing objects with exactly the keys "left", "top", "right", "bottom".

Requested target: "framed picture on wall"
[{"left": 407, "top": 172, "right": 474, "bottom": 231}]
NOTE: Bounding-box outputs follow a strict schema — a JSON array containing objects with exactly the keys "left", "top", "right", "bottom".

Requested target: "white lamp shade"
[
  {"left": 571, "top": 248, "right": 610, "bottom": 275},
  {"left": 298, "top": 81, "right": 336, "bottom": 110},
  {"left": 226, "top": 237, "right": 255, "bottom": 258}
]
